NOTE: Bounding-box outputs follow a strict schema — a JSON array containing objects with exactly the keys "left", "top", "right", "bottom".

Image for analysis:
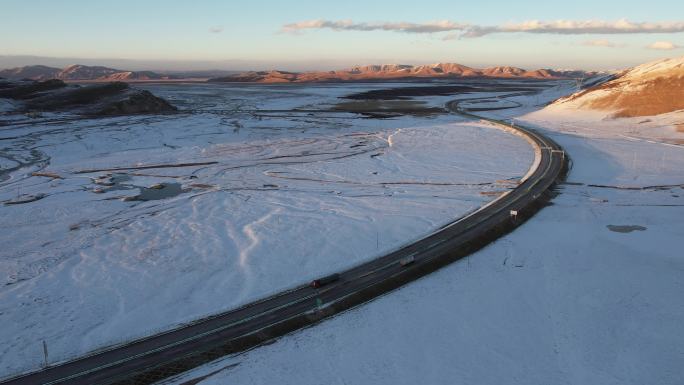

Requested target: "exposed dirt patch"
[
  {"left": 556, "top": 61, "right": 684, "bottom": 118},
  {"left": 343, "top": 85, "right": 479, "bottom": 100},
  {"left": 333, "top": 100, "right": 443, "bottom": 115},
  {"left": 3, "top": 193, "right": 46, "bottom": 206},
  {"left": 607, "top": 225, "right": 647, "bottom": 233},
  {"left": 133, "top": 183, "right": 187, "bottom": 201},
  {"left": 31, "top": 171, "right": 63, "bottom": 179},
  {"left": 602, "top": 77, "right": 684, "bottom": 118}
]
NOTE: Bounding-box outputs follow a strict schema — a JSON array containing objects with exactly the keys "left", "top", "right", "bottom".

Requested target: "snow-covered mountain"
[{"left": 549, "top": 56, "right": 684, "bottom": 118}]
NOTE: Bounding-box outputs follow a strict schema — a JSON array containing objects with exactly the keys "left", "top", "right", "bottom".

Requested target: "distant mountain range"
[
  {"left": 550, "top": 56, "right": 684, "bottom": 118},
  {"left": 0, "top": 64, "right": 177, "bottom": 81},
  {"left": 0, "top": 63, "right": 594, "bottom": 83},
  {"left": 209, "top": 63, "right": 593, "bottom": 83}
]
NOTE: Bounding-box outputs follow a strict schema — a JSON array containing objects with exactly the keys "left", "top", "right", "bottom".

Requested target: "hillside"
[
  {"left": 549, "top": 56, "right": 684, "bottom": 118},
  {"left": 209, "top": 63, "right": 589, "bottom": 83},
  {"left": 0, "top": 64, "right": 172, "bottom": 81},
  {"left": 0, "top": 65, "right": 61, "bottom": 80}
]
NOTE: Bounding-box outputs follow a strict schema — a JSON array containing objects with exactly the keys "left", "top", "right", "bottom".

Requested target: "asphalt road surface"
[{"left": 1, "top": 98, "right": 567, "bottom": 385}]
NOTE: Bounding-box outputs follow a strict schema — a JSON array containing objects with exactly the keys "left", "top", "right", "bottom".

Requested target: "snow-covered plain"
[
  {"left": 0, "top": 82, "right": 537, "bottom": 377},
  {"left": 164, "top": 83, "right": 684, "bottom": 385}
]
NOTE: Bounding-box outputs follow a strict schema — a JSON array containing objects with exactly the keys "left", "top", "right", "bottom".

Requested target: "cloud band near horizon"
[{"left": 282, "top": 19, "right": 684, "bottom": 38}]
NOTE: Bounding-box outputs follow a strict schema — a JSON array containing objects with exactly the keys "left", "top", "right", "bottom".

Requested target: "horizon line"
[{"left": 0, "top": 54, "right": 635, "bottom": 73}]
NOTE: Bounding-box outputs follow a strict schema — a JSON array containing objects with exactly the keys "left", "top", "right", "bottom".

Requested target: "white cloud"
[
  {"left": 582, "top": 39, "right": 621, "bottom": 48},
  {"left": 209, "top": 26, "right": 224, "bottom": 34},
  {"left": 282, "top": 19, "right": 469, "bottom": 34},
  {"left": 283, "top": 19, "right": 684, "bottom": 39},
  {"left": 646, "top": 41, "right": 681, "bottom": 50},
  {"left": 463, "top": 19, "right": 684, "bottom": 38}
]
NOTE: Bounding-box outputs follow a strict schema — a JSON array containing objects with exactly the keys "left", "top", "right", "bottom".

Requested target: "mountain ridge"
[
  {"left": 1, "top": 62, "right": 597, "bottom": 83},
  {"left": 549, "top": 56, "right": 684, "bottom": 118},
  {"left": 0, "top": 64, "right": 174, "bottom": 81},
  {"left": 209, "top": 62, "right": 594, "bottom": 83}
]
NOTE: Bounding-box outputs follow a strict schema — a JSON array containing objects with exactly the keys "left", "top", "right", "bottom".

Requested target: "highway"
[{"left": 0, "top": 98, "right": 567, "bottom": 385}]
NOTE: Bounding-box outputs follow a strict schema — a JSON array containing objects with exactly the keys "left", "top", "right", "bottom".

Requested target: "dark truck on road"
[{"left": 309, "top": 273, "right": 340, "bottom": 288}]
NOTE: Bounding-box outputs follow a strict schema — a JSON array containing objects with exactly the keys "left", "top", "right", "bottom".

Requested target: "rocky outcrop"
[
  {"left": 0, "top": 79, "right": 67, "bottom": 99},
  {"left": 0, "top": 80, "right": 176, "bottom": 116},
  {"left": 23, "top": 81, "right": 129, "bottom": 109},
  {"left": 91, "top": 88, "right": 177, "bottom": 116}
]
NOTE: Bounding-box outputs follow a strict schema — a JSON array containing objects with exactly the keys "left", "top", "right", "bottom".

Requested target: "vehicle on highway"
[
  {"left": 309, "top": 273, "right": 340, "bottom": 288},
  {"left": 399, "top": 255, "right": 416, "bottom": 266}
]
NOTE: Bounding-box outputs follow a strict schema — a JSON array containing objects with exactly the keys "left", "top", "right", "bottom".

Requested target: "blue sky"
[{"left": 1, "top": 0, "right": 683, "bottom": 70}]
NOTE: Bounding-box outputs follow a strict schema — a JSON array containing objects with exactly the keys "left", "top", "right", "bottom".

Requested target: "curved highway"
[{"left": 0, "top": 98, "right": 567, "bottom": 385}]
